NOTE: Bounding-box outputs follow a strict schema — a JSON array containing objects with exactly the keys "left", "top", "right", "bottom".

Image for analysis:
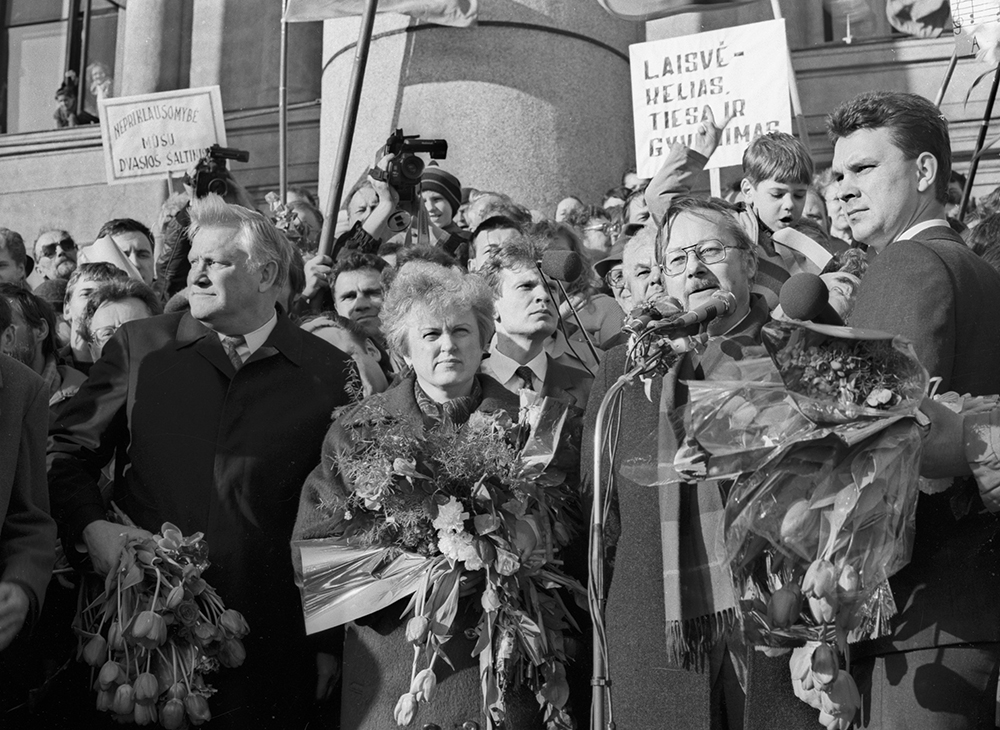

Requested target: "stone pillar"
[
  {"left": 318, "top": 2, "right": 643, "bottom": 214},
  {"left": 120, "top": 0, "right": 192, "bottom": 95}
]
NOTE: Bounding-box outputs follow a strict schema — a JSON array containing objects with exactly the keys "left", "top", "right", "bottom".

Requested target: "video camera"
[
  {"left": 370, "top": 129, "right": 447, "bottom": 203},
  {"left": 191, "top": 144, "right": 251, "bottom": 199}
]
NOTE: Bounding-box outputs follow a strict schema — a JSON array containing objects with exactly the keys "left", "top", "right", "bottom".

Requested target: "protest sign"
[
  {"left": 630, "top": 19, "right": 792, "bottom": 176},
  {"left": 98, "top": 86, "right": 227, "bottom": 185}
]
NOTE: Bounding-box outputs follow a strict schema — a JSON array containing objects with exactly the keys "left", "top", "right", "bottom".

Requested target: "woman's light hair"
[
  {"left": 381, "top": 261, "right": 494, "bottom": 358},
  {"left": 187, "top": 194, "right": 292, "bottom": 288}
]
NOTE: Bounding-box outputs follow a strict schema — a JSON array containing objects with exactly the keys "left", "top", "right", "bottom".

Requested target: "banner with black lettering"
[
  {"left": 98, "top": 86, "right": 227, "bottom": 185},
  {"left": 630, "top": 19, "right": 792, "bottom": 176}
]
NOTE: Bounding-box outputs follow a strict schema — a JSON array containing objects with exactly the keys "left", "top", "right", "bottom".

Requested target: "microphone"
[
  {"left": 540, "top": 249, "right": 584, "bottom": 282},
  {"left": 651, "top": 290, "right": 738, "bottom": 333},
  {"left": 779, "top": 273, "right": 844, "bottom": 326}
]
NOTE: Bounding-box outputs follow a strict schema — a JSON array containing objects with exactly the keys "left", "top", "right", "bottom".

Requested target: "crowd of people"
[{"left": 1, "top": 88, "right": 999, "bottom": 730}]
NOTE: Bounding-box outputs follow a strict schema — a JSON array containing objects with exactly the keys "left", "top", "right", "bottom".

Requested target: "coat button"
[{"left": 462, "top": 723, "right": 480, "bottom": 730}]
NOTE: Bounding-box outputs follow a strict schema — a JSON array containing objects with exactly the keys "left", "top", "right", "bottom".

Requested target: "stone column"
[
  {"left": 119, "top": 0, "right": 193, "bottom": 96},
  {"left": 318, "top": 1, "right": 643, "bottom": 214}
]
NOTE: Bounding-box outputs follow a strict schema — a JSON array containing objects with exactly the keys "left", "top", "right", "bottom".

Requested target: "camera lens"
[
  {"left": 399, "top": 155, "right": 424, "bottom": 182},
  {"left": 208, "top": 178, "right": 230, "bottom": 197}
]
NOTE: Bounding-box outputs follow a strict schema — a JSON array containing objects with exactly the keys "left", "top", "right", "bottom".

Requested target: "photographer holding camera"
[{"left": 156, "top": 146, "right": 255, "bottom": 300}]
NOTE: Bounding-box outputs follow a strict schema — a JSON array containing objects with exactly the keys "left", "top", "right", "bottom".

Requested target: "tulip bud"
[
  {"left": 111, "top": 684, "right": 135, "bottom": 715},
  {"left": 219, "top": 637, "right": 246, "bottom": 668},
  {"left": 184, "top": 693, "right": 212, "bottom": 726},
  {"left": 767, "top": 583, "right": 803, "bottom": 629},
  {"left": 219, "top": 609, "right": 250, "bottom": 638},
  {"left": 133, "top": 672, "right": 159, "bottom": 705},
  {"left": 96, "top": 688, "right": 116, "bottom": 712},
  {"left": 99, "top": 660, "right": 125, "bottom": 690},
  {"left": 405, "top": 616, "right": 430, "bottom": 645},
  {"left": 83, "top": 634, "right": 108, "bottom": 667},
  {"left": 836, "top": 565, "right": 859, "bottom": 603},
  {"left": 810, "top": 643, "right": 839, "bottom": 690},
  {"left": 108, "top": 622, "right": 126, "bottom": 652},
  {"left": 165, "top": 584, "right": 185, "bottom": 610},
  {"left": 410, "top": 669, "right": 437, "bottom": 702},
  {"left": 789, "top": 645, "right": 813, "bottom": 682},
  {"left": 193, "top": 622, "right": 217, "bottom": 646},
  {"left": 160, "top": 698, "right": 186, "bottom": 730},
  {"left": 780, "top": 500, "right": 820, "bottom": 549},
  {"left": 134, "top": 702, "right": 158, "bottom": 726},
  {"left": 166, "top": 682, "right": 187, "bottom": 701},
  {"left": 393, "top": 692, "right": 418, "bottom": 726},
  {"left": 808, "top": 595, "right": 838, "bottom": 624},
  {"left": 819, "top": 711, "right": 853, "bottom": 730},
  {"left": 819, "top": 672, "right": 861, "bottom": 720},
  {"left": 803, "top": 559, "right": 838, "bottom": 600}
]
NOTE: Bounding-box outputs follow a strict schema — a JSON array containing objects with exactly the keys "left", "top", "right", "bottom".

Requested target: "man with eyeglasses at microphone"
[{"left": 583, "top": 196, "right": 813, "bottom": 730}]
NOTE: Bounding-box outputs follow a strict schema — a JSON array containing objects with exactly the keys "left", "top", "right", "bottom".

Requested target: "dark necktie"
[
  {"left": 221, "top": 334, "right": 246, "bottom": 371},
  {"left": 514, "top": 365, "right": 535, "bottom": 391}
]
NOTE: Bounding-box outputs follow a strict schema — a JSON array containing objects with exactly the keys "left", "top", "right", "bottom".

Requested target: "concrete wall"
[{"left": 318, "top": 1, "right": 643, "bottom": 216}]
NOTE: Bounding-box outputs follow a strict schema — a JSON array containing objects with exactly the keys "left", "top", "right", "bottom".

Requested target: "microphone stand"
[
  {"left": 590, "top": 358, "right": 648, "bottom": 730},
  {"left": 553, "top": 278, "right": 602, "bottom": 367}
]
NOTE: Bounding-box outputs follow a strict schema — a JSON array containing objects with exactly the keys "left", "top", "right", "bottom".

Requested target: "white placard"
[
  {"left": 630, "top": 19, "right": 792, "bottom": 177},
  {"left": 98, "top": 86, "right": 227, "bottom": 185}
]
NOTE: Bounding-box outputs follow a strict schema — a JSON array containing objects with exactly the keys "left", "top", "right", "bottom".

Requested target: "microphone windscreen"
[
  {"left": 541, "top": 249, "right": 584, "bottom": 282},
  {"left": 780, "top": 273, "right": 830, "bottom": 321}
]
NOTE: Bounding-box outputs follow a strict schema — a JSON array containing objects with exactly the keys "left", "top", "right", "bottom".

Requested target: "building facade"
[{"left": 0, "top": 0, "right": 995, "bottom": 247}]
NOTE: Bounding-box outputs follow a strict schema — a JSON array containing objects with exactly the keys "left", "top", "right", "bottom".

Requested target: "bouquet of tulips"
[
  {"left": 75, "top": 515, "right": 249, "bottom": 727},
  {"left": 679, "top": 320, "right": 929, "bottom": 730}
]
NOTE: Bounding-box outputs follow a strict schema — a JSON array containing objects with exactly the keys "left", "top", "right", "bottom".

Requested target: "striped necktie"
[{"left": 220, "top": 334, "right": 246, "bottom": 371}]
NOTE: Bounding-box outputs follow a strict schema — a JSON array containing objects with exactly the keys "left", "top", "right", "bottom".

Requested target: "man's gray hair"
[
  {"left": 188, "top": 194, "right": 292, "bottom": 288},
  {"left": 381, "top": 261, "right": 495, "bottom": 359}
]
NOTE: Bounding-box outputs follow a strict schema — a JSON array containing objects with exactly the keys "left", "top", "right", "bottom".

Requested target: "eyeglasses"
[
  {"left": 663, "top": 241, "right": 735, "bottom": 277},
  {"left": 603, "top": 268, "right": 624, "bottom": 290},
  {"left": 38, "top": 240, "right": 76, "bottom": 258},
  {"left": 90, "top": 324, "right": 120, "bottom": 350}
]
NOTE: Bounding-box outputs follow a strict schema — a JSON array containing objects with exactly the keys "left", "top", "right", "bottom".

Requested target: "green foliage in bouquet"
[{"left": 75, "top": 514, "right": 249, "bottom": 727}]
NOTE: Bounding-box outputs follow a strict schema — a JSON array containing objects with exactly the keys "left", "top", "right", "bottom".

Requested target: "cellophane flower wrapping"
[
  {"left": 682, "top": 320, "right": 928, "bottom": 648},
  {"left": 293, "top": 393, "right": 585, "bottom": 730}
]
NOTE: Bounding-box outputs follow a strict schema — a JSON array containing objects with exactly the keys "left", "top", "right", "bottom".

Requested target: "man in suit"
[
  {"left": 0, "top": 295, "right": 57, "bottom": 718},
  {"left": 830, "top": 90, "right": 1000, "bottom": 728},
  {"left": 477, "top": 236, "right": 593, "bottom": 410},
  {"left": 48, "top": 195, "right": 357, "bottom": 728}
]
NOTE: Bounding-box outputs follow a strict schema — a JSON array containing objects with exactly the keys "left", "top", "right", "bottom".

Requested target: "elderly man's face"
[
  {"left": 662, "top": 211, "right": 754, "bottom": 333},
  {"left": 622, "top": 237, "right": 664, "bottom": 308},
  {"left": 494, "top": 264, "right": 557, "bottom": 343},
  {"left": 555, "top": 197, "right": 585, "bottom": 223},
  {"left": 110, "top": 230, "right": 155, "bottom": 286},
  {"left": 832, "top": 127, "right": 929, "bottom": 251},
  {"left": 333, "top": 268, "right": 384, "bottom": 339},
  {"left": 35, "top": 231, "right": 77, "bottom": 280},
  {"left": 87, "top": 298, "right": 153, "bottom": 361},
  {"left": 187, "top": 226, "right": 277, "bottom": 334},
  {"left": 0, "top": 247, "right": 24, "bottom": 285}
]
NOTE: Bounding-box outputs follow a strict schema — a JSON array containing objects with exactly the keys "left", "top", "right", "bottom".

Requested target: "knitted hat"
[{"left": 421, "top": 164, "right": 462, "bottom": 214}]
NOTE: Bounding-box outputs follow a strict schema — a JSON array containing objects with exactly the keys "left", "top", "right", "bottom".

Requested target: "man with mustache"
[
  {"left": 583, "top": 197, "right": 815, "bottom": 730},
  {"left": 478, "top": 235, "right": 593, "bottom": 410},
  {"left": 829, "top": 90, "right": 1000, "bottom": 729}
]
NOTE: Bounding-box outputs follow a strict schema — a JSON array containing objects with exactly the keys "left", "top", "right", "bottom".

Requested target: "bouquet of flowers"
[
  {"left": 293, "top": 394, "right": 585, "bottom": 730},
  {"left": 682, "top": 320, "right": 929, "bottom": 729},
  {"left": 75, "top": 512, "right": 249, "bottom": 728}
]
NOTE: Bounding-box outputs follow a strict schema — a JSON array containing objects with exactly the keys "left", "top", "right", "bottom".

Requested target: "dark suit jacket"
[
  {"left": 0, "top": 356, "right": 56, "bottom": 621},
  {"left": 48, "top": 310, "right": 356, "bottom": 727},
  {"left": 849, "top": 225, "right": 1000, "bottom": 653},
  {"left": 480, "top": 353, "right": 594, "bottom": 411}
]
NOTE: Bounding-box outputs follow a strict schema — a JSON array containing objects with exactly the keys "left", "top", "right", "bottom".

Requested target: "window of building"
[{"left": 1, "top": 0, "right": 121, "bottom": 134}]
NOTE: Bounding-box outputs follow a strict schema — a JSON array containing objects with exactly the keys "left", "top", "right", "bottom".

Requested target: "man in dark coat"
[
  {"left": 48, "top": 196, "right": 357, "bottom": 729},
  {"left": 0, "top": 294, "right": 57, "bottom": 718},
  {"left": 830, "top": 90, "right": 1000, "bottom": 729}
]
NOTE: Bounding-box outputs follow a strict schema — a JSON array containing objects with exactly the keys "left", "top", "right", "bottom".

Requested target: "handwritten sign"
[
  {"left": 98, "top": 86, "right": 227, "bottom": 185},
  {"left": 630, "top": 19, "right": 792, "bottom": 176}
]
